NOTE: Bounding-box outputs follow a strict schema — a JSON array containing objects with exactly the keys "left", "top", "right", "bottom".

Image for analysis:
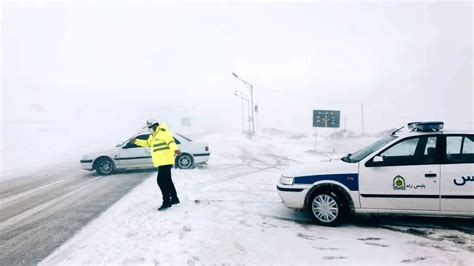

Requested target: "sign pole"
[
  {"left": 313, "top": 109, "right": 341, "bottom": 154},
  {"left": 314, "top": 127, "right": 318, "bottom": 152}
]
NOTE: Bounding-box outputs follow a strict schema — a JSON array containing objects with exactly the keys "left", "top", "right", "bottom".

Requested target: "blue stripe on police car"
[{"left": 294, "top": 173, "right": 359, "bottom": 191}]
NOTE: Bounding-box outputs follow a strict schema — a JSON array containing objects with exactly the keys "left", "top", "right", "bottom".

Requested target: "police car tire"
[
  {"left": 308, "top": 190, "right": 346, "bottom": 226},
  {"left": 95, "top": 157, "right": 115, "bottom": 175},
  {"left": 177, "top": 154, "right": 194, "bottom": 169}
]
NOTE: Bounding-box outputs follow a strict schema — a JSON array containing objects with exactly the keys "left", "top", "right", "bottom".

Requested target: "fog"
[{"left": 1, "top": 1, "right": 473, "bottom": 172}]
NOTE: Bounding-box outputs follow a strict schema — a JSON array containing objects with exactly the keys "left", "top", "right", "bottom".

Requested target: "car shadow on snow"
[
  {"left": 347, "top": 214, "right": 474, "bottom": 252},
  {"left": 278, "top": 210, "right": 473, "bottom": 236},
  {"left": 82, "top": 163, "right": 208, "bottom": 178},
  {"left": 81, "top": 168, "right": 157, "bottom": 178},
  {"left": 348, "top": 213, "right": 474, "bottom": 234},
  {"left": 278, "top": 210, "right": 473, "bottom": 251}
]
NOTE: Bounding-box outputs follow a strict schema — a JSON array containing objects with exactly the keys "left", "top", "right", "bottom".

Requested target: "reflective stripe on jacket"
[{"left": 134, "top": 123, "right": 177, "bottom": 167}]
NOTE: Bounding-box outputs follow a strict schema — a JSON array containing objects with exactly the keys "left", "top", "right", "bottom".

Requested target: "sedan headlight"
[{"left": 280, "top": 175, "right": 294, "bottom": 185}]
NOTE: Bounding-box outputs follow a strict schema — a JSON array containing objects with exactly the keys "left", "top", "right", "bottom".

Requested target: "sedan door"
[
  {"left": 116, "top": 134, "right": 152, "bottom": 168},
  {"left": 359, "top": 135, "right": 441, "bottom": 211}
]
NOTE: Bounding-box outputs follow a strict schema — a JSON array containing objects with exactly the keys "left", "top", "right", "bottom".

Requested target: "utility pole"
[
  {"left": 361, "top": 103, "right": 365, "bottom": 134},
  {"left": 239, "top": 93, "right": 244, "bottom": 133},
  {"left": 250, "top": 84, "right": 255, "bottom": 134},
  {"left": 232, "top": 73, "right": 255, "bottom": 136},
  {"left": 233, "top": 90, "right": 251, "bottom": 134}
]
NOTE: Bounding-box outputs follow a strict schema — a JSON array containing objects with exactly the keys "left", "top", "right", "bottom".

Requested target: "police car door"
[
  {"left": 441, "top": 135, "right": 474, "bottom": 213},
  {"left": 359, "top": 135, "right": 440, "bottom": 211},
  {"left": 117, "top": 134, "right": 152, "bottom": 168}
]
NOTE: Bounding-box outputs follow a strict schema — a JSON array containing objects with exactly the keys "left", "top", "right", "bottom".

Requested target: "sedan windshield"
[
  {"left": 117, "top": 138, "right": 130, "bottom": 147},
  {"left": 342, "top": 135, "right": 397, "bottom": 163}
]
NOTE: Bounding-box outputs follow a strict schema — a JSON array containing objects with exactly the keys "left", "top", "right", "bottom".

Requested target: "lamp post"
[
  {"left": 232, "top": 72, "right": 255, "bottom": 135},
  {"left": 233, "top": 90, "right": 251, "bottom": 134}
]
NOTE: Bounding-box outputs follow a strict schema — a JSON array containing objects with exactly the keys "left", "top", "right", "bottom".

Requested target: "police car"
[{"left": 277, "top": 122, "right": 474, "bottom": 226}]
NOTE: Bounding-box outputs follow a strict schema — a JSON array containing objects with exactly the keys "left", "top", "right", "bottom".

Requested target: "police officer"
[{"left": 131, "top": 120, "right": 181, "bottom": 211}]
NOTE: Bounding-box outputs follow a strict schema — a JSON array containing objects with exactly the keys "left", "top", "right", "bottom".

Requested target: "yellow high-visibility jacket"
[{"left": 134, "top": 123, "right": 177, "bottom": 167}]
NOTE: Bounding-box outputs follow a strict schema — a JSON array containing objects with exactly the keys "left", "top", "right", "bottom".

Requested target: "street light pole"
[
  {"left": 232, "top": 72, "right": 255, "bottom": 135},
  {"left": 233, "top": 90, "right": 251, "bottom": 134}
]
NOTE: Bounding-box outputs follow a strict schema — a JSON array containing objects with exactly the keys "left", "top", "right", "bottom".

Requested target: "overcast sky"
[{"left": 2, "top": 1, "right": 473, "bottom": 137}]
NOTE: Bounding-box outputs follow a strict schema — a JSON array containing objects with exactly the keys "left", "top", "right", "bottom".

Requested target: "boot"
[
  {"left": 158, "top": 202, "right": 172, "bottom": 211},
  {"left": 171, "top": 197, "right": 180, "bottom": 205}
]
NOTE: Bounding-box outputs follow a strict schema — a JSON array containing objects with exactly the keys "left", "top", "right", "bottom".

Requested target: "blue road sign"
[{"left": 313, "top": 110, "right": 340, "bottom": 128}]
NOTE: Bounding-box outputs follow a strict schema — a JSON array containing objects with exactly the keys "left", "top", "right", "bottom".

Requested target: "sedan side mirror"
[{"left": 373, "top": 156, "right": 384, "bottom": 163}]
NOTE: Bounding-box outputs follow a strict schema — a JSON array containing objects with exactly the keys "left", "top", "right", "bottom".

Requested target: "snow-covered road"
[
  {"left": 40, "top": 132, "right": 473, "bottom": 265},
  {"left": 0, "top": 163, "right": 150, "bottom": 265}
]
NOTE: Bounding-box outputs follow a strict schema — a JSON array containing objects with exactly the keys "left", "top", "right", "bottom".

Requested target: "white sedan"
[{"left": 80, "top": 132, "right": 210, "bottom": 175}]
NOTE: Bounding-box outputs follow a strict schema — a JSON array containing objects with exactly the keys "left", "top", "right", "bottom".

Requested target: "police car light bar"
[{"left": 407, "top": 121, "right": 444, "bottom": 132}]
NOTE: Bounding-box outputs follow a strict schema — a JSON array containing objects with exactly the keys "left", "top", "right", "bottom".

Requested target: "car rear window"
[
  {"left": 176, "top": 133, "right": 192, "bottom": 142},
  {"left": 446, "top": 135, "right": 474, "bottom": 164}
]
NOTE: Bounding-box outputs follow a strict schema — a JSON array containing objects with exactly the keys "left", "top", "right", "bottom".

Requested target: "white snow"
[{"left": 40, "top": 131, "right": 473, "bottom": 265}]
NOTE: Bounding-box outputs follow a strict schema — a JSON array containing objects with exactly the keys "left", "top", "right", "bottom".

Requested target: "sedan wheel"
[
  {"left": 96, "top": 158, "right": 115, "bottom": 175},
  {"left": 177, "top": 154, "right": 194, "bottom": 169}
]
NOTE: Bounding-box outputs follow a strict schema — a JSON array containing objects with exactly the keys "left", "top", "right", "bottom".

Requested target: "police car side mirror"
[{"left": 373, "top": 156, "right": 384, "bottom": 163}]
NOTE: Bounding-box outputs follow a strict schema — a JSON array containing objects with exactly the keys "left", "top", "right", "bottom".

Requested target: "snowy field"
[{"left": 41, "top": 131, "right": 473, "bottom": 265}]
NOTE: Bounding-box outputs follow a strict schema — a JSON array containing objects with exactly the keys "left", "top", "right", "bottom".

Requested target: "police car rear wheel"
[{"left": 309, "top": 191, "right": 344, "bottom": 226}]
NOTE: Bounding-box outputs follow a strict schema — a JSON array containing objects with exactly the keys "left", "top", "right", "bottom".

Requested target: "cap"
[{"left": 146, "top": 119, "right": 159, "bottom": 128}]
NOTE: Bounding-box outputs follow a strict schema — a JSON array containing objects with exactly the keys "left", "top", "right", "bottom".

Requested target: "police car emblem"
[{"left": 393, "top": 175, "right": 406, "bottom": 190}]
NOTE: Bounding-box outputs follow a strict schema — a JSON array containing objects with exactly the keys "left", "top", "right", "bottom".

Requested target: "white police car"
[{"left": 277, "top": 122, "right": 474, "bottom": 226}]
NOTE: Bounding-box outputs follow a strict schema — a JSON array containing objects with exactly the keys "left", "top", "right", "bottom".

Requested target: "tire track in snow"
[
  {"left": 0, "top": 170, "right": 83, "bottom": 206},
  {"left": 198, "top": 147, "right": 297, "bottom": 188},
  {"left": 0, "top": 176, "right": 106, "bottom": 231},
  {"left": 0, "top": 166, "right": 83, "bottom": 199},
  {"left": 0, "top": 166, "right": 151, "bottom": 265}
]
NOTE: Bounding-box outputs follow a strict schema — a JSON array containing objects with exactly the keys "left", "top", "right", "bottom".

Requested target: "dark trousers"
[{"left": 157, "top": 164, "right": 178, "bottom": 204}]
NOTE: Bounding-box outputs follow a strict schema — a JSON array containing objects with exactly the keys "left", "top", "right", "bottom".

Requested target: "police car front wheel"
[{"left": 309, "top": 191, "right": 346, "bottom": 226}]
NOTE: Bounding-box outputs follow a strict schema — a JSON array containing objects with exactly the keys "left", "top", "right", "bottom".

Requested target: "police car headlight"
[{"left": 280, "top": 176, "right": 294, "bottom": 185}]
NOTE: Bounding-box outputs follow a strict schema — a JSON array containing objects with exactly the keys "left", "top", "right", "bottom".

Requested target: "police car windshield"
[{"left": 343, "top": 136, "right": 397, "bottom": 163}]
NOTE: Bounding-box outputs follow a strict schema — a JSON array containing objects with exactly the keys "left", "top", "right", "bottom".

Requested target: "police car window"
[
  {"left": 422, "top": 136, "right": 437, "bottom": 164},
  {"left": 381, "top": 138, "right": 419, "bottom": 157},
  {"left": 446, "top": 135, "right": 474, "bottom": 164},
  {"left": 423, "top": 137, "right": 437, "bottom": 155},
  {"left": 346, "top": 136, "right": 397, "bottom": 163},
  {"left": 462, "top": 136, "right": 474, "bottom": 153},
  {"left": 371, "top": 136, "right": 438, "bottom": 166},
  {"left": 447, "top": 136, "right": 462, "bottom": 154}
]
